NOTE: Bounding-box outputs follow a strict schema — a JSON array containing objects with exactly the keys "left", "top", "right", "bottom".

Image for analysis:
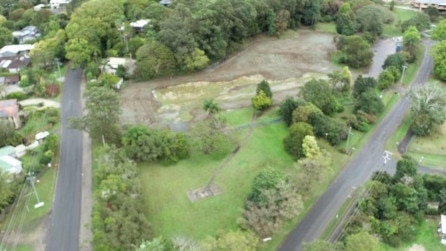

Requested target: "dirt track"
[{"left": 120, "top": 30, "right": 338, "bottom": 127}]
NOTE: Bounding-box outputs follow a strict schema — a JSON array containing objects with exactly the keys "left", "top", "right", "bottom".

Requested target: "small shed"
[{"left": 35, "top": 131, "right": 50, "bottom": 141}]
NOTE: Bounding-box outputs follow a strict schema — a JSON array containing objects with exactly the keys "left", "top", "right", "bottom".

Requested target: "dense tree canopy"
[
  {"left": 70, "top": 86, "right": 121, "bottom": 143},
  {"left": 405, "top": 84, "right": 446, "bottom": 136},
  {"left": 64, "top": 0, "right": 124, "bottom": 66},
  {"left": 336, "top": 35, "right": 374, "bottom": 68},
  {"left": 283, "top": 122, "right": 314, "bottom": 159},
  {"left": 300, "top": 79, "right": 339, "bottom": 115}
]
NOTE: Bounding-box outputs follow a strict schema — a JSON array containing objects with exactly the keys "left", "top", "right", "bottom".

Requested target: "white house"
[{"left": 440, "top": 214, "right": 446, "bottom": 245}]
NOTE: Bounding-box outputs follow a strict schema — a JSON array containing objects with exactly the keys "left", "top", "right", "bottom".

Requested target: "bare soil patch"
[
  {"left": 408, "top": 244, "right": 425, "bottom": 251},
  {"left": 120, "top": 30, "right": 337, "bottom": 126}
]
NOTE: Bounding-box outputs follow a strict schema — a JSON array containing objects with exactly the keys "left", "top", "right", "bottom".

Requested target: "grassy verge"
[
  {"left": 320, "top": 187, "right": 364, "bottom": 240},
  {"left": 401, "top": 45, "right": 425, "bottom": 86},
  {"left": 386, "top": 114, "right": 412, "bottom": 155},
  {"left": 23, "top": 166, "right": 57, "bottom": 230}
]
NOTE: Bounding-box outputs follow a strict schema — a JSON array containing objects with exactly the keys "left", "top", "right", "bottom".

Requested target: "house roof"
[
  {"left": 159, "top": 0, "right": 171, "bottom": 5},
  {"left": 0, "top": 146, "right": 16, "bottom": 157},
  {"left": 0, "top": 55, "right": 31, "bottom": 70},
  {"left": 0, "top": 99, "right": 19, "bottom": 118},
  {"left": 0, "top": 44, "right": 34, "bottom": 56},
  {"left": 413, "top": 0, "right": 446, "bottom": 5},
  {"left": 50, "top": 0, "right": 71, "bottom": 5},
  {"left": 130, "top": 19, "right": 150, "bottom": 29},
  {"left": 0, "top": 155, "right": 22, "bottom": 174}
]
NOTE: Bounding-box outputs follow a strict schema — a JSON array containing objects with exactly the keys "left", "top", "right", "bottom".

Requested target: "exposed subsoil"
[{"left": 120, "top": 30, "right": 338, "bottom": 127}]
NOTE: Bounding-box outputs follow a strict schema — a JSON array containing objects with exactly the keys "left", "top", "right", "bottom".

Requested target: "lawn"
[
  {"left": 380, "top": 218, "right": 445, "bottom": 251},
  {"left": 315, "top": 23, "right": 337, "bottom": 34},
  {"left": 140, "top": 118, "right": 294, "bottom": 240},
  {"left": 383, "top": 8, "right": 418, "bottom": 38}
]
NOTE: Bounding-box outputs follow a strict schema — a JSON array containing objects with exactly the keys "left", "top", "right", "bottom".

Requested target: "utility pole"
[
  {"left": 29, "top": 176, "right": 44, "bottom": 208},
  {"left": 55, "top": 58, "right": 61, "bottom": 79},
  {"left": 345, "top": 126, "right": 352, "bottom": 155},
  {"left": 400, "top": 65, "right": 407, "bottom": 84}
]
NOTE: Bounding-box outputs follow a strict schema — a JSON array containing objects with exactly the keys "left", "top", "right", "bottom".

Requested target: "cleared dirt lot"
[{"left": 120, "top": 29, "right": 338, "bottom": 126}]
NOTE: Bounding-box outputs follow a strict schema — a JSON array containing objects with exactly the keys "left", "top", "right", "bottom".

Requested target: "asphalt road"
[
  {"left": 45, "top": 68, "right": 83, "bottom": 251},
  {"left": 279, "top": 39, "right": 434, "bottom": 251}
]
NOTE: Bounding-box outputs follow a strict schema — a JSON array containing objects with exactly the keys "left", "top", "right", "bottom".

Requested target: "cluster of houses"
[
  {"left": 0, "top": 131, "right": 50, "bottom": 175},
  {"left": 0, "top": 44, "right": 33, "bottom": 87},
  {"left": 411, "top": 0, "right": 446, "bottom": 11}
]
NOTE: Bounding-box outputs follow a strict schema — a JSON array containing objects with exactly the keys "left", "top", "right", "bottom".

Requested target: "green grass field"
[
  {"left": 140, "top": 119, "right": 293, "bottom": 240},
  {"left": 315, "top": 23, "right": 337, "bottom": 34}
]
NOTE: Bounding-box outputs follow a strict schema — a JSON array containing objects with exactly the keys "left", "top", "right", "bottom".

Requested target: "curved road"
[
  {"left": 279, "top": 39, "right": 434, "bottom": 251},
  {"left": 45, "top": 68, "right": 83, "bottom": 251}
]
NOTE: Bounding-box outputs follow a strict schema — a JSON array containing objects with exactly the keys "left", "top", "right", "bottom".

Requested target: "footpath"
[{"left": 79, "top": 75, "right": 93, "bottom": 251}]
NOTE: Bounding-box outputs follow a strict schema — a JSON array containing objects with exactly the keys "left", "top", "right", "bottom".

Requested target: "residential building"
[
  {"left": 12, "top": 26, "right": 41, "bottom": 44},
  {"left": 411, "top": 0, "right": 446, "bottom": 11},
  {"left": 0, "top": 99, "right": 21, "bottom": 129}
]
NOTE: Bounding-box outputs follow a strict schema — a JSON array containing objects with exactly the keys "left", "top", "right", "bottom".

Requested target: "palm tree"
[
  {"left": 203, "top": 99, "right": 221, "bottom": 116},
  {"left": 203, "top": 99, "right": 224, "bottom": 130}
]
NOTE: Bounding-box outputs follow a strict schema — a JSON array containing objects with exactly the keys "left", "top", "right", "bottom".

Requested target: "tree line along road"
[{"left": 279, "top": 39, "right": 434, "bottom": 251}]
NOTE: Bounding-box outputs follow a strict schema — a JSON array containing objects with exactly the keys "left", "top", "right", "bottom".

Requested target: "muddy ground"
[{"left": 120, "top": 30, "right": 339, "bottom": 127}]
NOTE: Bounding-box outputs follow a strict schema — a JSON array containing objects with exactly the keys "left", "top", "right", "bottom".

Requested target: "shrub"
[
  {"left": 251, "top": 90, "right": 272, "bottom": 111},
  {"left": 278, "top": 97, "right": 304, "bottom": 127},
  {"left": 256, "top": 80, "right": 272, "bottom": 98},
  {"left": 45, "top": 84, "right": 60, "bottom": 97},
  {"left": 39, "top": 150, "right": 53, "bottom": 165},
  {"left": 308, "top": 112, "right": 347, "bottom": 145},
  {"left": 378, "top": 70, "right": 395, "bottom": 90},
  {"left": 247, "top": 168, "right": 285, "bottom": 204},
  {"left": 5, "top": 91, "right": 27, "bottom": 101}
]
